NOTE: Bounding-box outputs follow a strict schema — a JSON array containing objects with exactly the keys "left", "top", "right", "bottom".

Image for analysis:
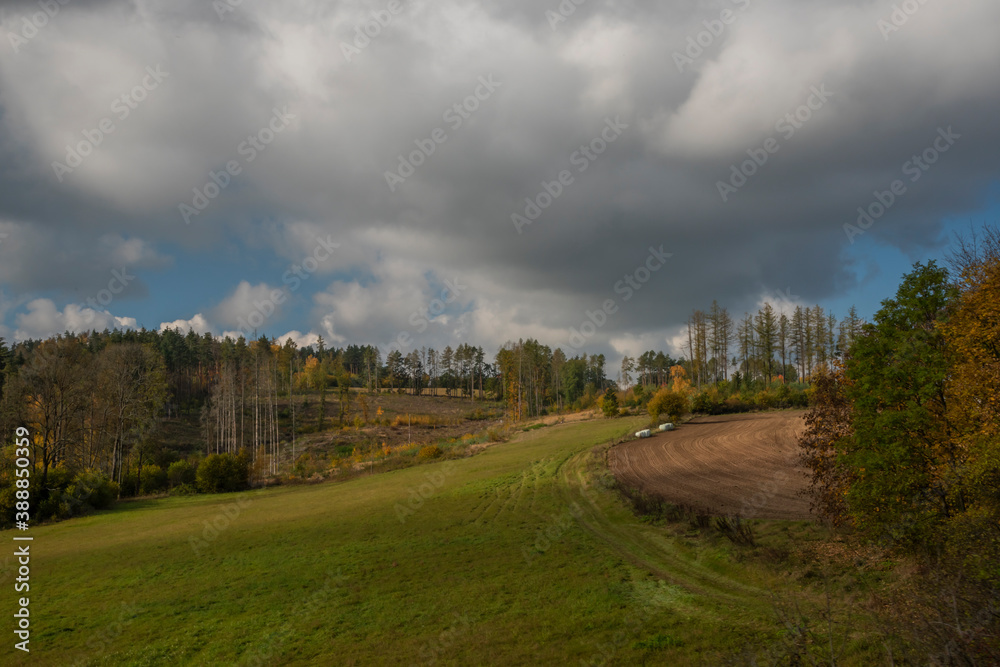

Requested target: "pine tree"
[{"left": 755, "top": 303, "right": 777, "bottom": 384}]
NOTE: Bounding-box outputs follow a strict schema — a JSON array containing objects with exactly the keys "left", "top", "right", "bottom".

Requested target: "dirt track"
[{"left": 608, "top": 411, "right": 812, "bottom": 520}]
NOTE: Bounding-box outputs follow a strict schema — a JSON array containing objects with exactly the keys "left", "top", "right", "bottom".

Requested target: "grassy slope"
[{"left": 5, "top": 416, "right": 882, "bottom": 666}]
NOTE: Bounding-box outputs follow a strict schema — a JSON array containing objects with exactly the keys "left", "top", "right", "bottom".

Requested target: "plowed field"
[{"left": 609, "top": 411, "right": 812, "bottom": 520}]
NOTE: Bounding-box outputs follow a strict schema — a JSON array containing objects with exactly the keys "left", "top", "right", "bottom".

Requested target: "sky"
[{"left": 1, "top": 0, "right": 998, "bottom": 366}]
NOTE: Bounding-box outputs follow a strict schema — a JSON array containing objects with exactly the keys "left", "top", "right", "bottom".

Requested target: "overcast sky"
[{"left": 1, "top": 0, "right": 997, "bottom": 364}]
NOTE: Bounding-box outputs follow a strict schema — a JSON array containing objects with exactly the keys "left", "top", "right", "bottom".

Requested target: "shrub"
[
  {"left": 691, "top": 388, "right": 723, "bottom": 414},
  {"left": 139, "top": 464, "right": 168, "bottom": 495},
  {"left": 723, "top": 395, "right": 751, "bottom": 413},
  {"left": 38, "top": 493, "right": 71, "bottom": 521},
  {"left": 43, "top": 466, "right": 74, "bottom": 490},
  {"left": 485, "top": 427, "right": 509, "bottom": 443},
  {"left": 417, "top": 445, "right": 443, "bottom": 460},
  {"left": 647, "top": 388, "right": 688, "bottom": 423},
  {"left": 0, "top": 469, "right": 119, "bottom": 528},
  {"left": 167, "top": 460, "right": 196, "bottom": 488},
  {"left": 617, "top": 485, "right": 665, "bottom": 520},
  {"left": 66, "top": 471, "right": 119, "bottom": 510},
  {"left": 714, "top": 515, "right": 756, "bottom": 546},
  {"left": 790, "top": 389, "right": 810, "bottom": 408},
  {"left": 754, "top": 389, "right": 775, "bottom": 410},
  {"left": 601, "top": 387, "right": 620, "bottom": 418},
  {"left": 196, "top": 451, "right": 250, "bottom": 493}
]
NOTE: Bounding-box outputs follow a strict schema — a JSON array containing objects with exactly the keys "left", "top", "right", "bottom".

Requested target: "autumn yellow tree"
[
  {"left": 939, "top": 235, "right": 1000, "bottom": 580},
  {"left": 669, "top": 365, "right": 691, "bottom": 395}
]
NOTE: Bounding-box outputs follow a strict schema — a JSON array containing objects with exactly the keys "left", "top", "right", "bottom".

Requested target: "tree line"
[
  {"left": 799, "top": 227, "right": 1000, "bottom": 659},
  {"left": 0, "top": 286, "right": 865, "bottom": 520},
  {"left": 649, "top": 300, "right": 865, "bottom": 391}
]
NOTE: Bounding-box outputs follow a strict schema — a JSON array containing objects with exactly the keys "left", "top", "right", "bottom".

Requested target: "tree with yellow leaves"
[{"left": 669, "top": 365, "right": 691, "bottom": 395}]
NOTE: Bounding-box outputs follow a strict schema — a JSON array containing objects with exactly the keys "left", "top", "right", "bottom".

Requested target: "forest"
[{"left": 0, "top": 291, "right": 860, "bottom": 528}]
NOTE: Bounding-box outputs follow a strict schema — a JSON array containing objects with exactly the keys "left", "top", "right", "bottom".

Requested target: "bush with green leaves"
[
  {"left": 196, "top": 451, "right": 251, "bottom": 493},
  {"left": 138, "top": 464, "right": 168, "bottom": 496},
  {"left": 601, "top": 387, "right": 619, "bottom": 418},
  {"left": 0, "top": 468, "right": 119, "bottom": 528},
  {"left": 691, "top": 388, "right": 722, "bottom": 414},
  {"left": 66, "top": 471, "right": 119, "bottom": 510},
  {"left": 167, "top": 460, "right": 197, "bottom": 488}
]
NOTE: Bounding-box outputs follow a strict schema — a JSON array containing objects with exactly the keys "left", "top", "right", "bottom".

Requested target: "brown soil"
[{"left": 608, "top": 411, "right": 813, "bottom": 520}]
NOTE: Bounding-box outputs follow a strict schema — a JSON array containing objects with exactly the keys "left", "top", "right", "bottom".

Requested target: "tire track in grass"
[
  {"left": 509, "top": 466, "right": 535, "bottom": 517},
  {"left": 528, "top": 461, "right": 546, "bottom": 516},
  {"left": 481, "top": 474, "right": 523, "bottom": 525},
  {"left": 553, "top": 446, "right": 769, "bottom": 610},
  {"left": 496, "top": 470, "right": 528, "bottom": 523},
  {"left": 467, "top": 491, "right": 500, "bottom": 525}
]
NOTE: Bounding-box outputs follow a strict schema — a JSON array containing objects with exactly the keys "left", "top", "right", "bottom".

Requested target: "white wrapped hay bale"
[
  {"left": 658, "top": 423, "right": 675, "bottom": 431},
  {"left": 635, "top": 429, "right": 651, "bottom": 438}
]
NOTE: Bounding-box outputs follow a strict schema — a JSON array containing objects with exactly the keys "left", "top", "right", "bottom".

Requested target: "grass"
[{"left": 2, "top": 416, "right": 891, "bottom": 665}]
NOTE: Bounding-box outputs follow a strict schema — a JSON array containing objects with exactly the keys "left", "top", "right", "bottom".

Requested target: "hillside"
[{"left": 3, "top": 416, "right": 884, "bottom": 666}]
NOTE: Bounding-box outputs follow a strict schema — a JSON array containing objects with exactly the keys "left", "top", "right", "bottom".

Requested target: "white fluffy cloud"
[
  {"left": 609, "top": 330, "right": 681, "bottom": 361},
  {"left": 272, "top": 330, "right": 320, "bottom": 349},
  {"left": 14, "top": 299, "right": 137, "bottom": 341},
  {"left": 159, "top": 313, "right": 212, "bottom": 336}
]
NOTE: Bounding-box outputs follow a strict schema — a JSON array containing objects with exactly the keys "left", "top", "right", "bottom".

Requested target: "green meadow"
[{"left": 4, "top": 417, "right": 885, "bottom": 665}]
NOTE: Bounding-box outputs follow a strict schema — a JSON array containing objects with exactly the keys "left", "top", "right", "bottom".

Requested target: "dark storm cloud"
[{"left": 0, "top": 0, "right": 998, "bottom": 351}]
